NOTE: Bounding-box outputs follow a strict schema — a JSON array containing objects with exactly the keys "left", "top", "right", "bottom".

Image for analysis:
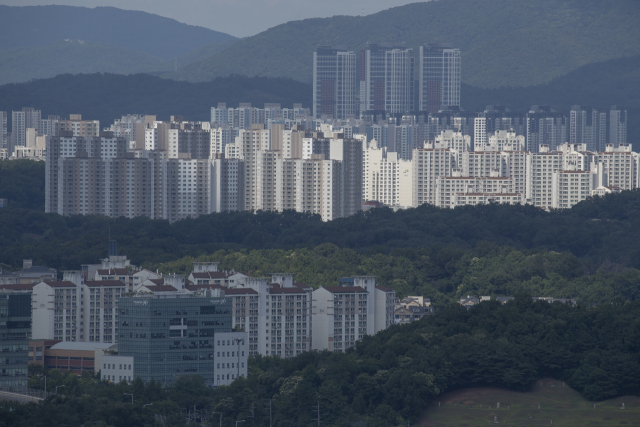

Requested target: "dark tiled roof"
[
  {"left": 224, "top": 288, "right": 259, "bottom": 295},
  {"left": 97, "top": 268, "right": 130, "bottom": 276},
  {"left": 375, "top": 285, "right": 393, "bottom": 292},
  {"left": 322, "top": 286, "right": 368, "bottom": 294},
  {"left": 145, "top": 285, "right": 177, "bottom": 292},
  {"left": 269, "top": 284, "right": 306, "bottom": 294},
  {"left": 185, "top": 284, "right": 224, "bottom": 291},
  {"left": 43, "top": 281, "right": 76, "bottom": 288},
  {"left": 0, "top": 284, "right": 36, "bottom": 291},
  {"left": 191, "top": 271, "right": 229, "bottom": 279},
  {"left": 85, "top": 280, "right": 125, "bottom": 287},
  {"left": 149, "top": 279, "right": 165, "bottom": 285}
]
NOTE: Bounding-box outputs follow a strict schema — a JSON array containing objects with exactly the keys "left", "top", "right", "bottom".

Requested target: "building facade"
[
  {"left": 418, "top": 43, "right": 461, "bottom": 113},
  {"left": 313, "top": 46, "right": 357, "bottom": 119}
]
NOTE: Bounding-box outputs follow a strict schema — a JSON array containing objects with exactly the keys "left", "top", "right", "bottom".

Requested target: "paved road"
[{"left": 0, "top": 390, "right": 43, "bottom": 403}]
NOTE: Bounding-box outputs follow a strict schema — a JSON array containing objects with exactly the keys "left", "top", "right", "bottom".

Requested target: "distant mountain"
[
  {"left": 143, "top": 39, "right": 240, "bottom": 74},
  {"left": 461, "top": 54, "right": 640, "bottom": 149},
  {"left": 0, "top": 40, "right": 164, "bottom": 85},
  {"left": 168, "top": 0, "right": 640, "bottom": 88},
  {"left": 0, "top": 73, "right": 312, "bottom": 128},
  {"left": 0, "top": 50, "right": 637, "bottom": 140},
  {"left": 0, "top": 5, "right": 236, "bottom": 60}
]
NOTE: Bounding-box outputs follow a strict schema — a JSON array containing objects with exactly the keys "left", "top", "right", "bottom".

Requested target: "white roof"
[{"left": 50, "top": 342, "right": 114, "bottom": 351}]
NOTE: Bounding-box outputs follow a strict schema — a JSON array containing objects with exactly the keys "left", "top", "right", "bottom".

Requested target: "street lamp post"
[
  {"left": 124, "top": 393, "right": 133, "bottom": 404},
  {"left": 55, "top": 385, "right": 65, "bottom": 395},
  {"left": 236, "top": 420, "right": 245, "bottom": 427},
  {"left": 212, "top": 411, "right": 222, "bottom": 427}
]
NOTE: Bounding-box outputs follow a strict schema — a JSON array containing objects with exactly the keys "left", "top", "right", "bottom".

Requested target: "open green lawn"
[{"left": 419, "top": 378, "right": 640, "bottom": 427}]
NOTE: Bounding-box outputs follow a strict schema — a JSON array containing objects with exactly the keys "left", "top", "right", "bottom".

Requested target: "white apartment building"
[
  {"left": 312, "top": 276, "right": 395, "bottom": 352},
  {"left": 211, "top": 157, "right": 245, "bottom": 212},
  {"left": 433, "top": 130, "right": 471, "bottom": 168},
  {"left": 484, "top": 130, "right": 525, "bottom": 152},
  {"left": 594, "top": 144, "right": 639, "bottom": 190},
  {"left": 435, "top": 173, "right": 516, "bottom": 208},
  {"left": 31, "top": 273, "right": 124, "bottom": 344},
  {"left": 452, "top": 192, "right": 523, "bottom": 207},
  {"left": 210, "top": 127, "right": 233, "bottom": 155},
  {"left": 410, "top": 147, "right": 455, "bottom": 206},
  {"left": 363, "top": 140, "right": 407, "bottom": 207},
  {"left": 551, "top": 170, "right": 596, "bottom": 209},
  {"left": 238, "top": 126, "right": 271, "bottom": 210}
]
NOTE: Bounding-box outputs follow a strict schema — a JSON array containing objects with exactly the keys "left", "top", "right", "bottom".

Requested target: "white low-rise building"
[{"left": 101, "top": 355, "right": 134, "bottom": 383}]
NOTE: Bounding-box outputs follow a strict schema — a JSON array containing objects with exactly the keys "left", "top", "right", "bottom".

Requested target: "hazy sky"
[{"left": 0, "top": 0, "right": 425, "bottom": 38}]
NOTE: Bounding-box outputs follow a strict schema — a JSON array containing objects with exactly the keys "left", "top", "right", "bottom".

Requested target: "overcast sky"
[{"left": 0, "top": 0, "right": 425, "bottom": 38}]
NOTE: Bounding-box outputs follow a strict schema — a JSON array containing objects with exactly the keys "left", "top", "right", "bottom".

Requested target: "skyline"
[{"left": 0, "top": 0, "right": 425, "bottom": 38}]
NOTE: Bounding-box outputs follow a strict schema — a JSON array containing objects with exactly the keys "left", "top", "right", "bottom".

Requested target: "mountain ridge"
[
  {"left": 0, "top": 5, "right": 236, "bottom": 60},
  {"left": 166, "top": 0, "right": 640, "bottom": 88}
]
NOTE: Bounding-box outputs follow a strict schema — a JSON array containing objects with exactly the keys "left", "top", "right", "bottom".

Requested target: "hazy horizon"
[{"left": 0, "top": 0, "right": 427, "bottom": 38}]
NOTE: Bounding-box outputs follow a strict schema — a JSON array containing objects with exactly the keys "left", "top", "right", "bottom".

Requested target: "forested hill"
[
  {"left": 10, "top": 299, "right": 640, "bottom": 426},
  {"left": 0, "top": 5, "right": 235, "bottom": 60},
  {"left": 2, "top": 186, "right": 640, "bottom": 272},
  {"left": 0, "top": 74, "right": 312, "bottom": 128},
  {"left": 168, "top": 0, "right": 640, "bottom": 88}
]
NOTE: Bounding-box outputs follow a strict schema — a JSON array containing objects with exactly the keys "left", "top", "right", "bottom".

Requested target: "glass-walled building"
[
  {"left": 117, "top": 293, "right": 246, "bottom": 386},
  {"left": 0, "top": 293, "right": 31, "bottom": 389}
]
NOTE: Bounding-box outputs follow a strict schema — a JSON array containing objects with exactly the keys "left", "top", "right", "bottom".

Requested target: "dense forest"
[
  {"left": 5, "top": 299, "right": 640, "bottom": 427},
  {"left": 2, "top": 189, "right": 640, "bottom": 272}
]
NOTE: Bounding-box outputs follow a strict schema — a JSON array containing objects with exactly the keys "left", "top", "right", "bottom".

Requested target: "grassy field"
[{"left": 418, "top": 378, "right": 640, "bottom": 427}]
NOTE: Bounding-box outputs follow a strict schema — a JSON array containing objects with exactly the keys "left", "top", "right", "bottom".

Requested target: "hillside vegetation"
[
  {"left": 0, "top": 74, "right": 312, "bottom": 128},
  {"left": 0, "top": 41, "right": 165, "bottom": 86},
  {"left": 168, "top": 0, "right": 640, "bottom": 88},
  {"left": 151, "top": 244, "right": 640, "bottom": 308},
  {"left": 0, "top": 5, "right": 235, "bottom": 60},
  {"left": 9, "top": 300, "right": 640, "bottom": 427}
]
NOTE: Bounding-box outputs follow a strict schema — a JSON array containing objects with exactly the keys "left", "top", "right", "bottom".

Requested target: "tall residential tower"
[
  {"left": 418, "top": 43, "right": 461, "bottom": 114},
  {"left": 360, "top": 43, "right": 415, "bottom": 114},
  {"left": 313, "top": 46, "right": 357, "bottom": 119}
]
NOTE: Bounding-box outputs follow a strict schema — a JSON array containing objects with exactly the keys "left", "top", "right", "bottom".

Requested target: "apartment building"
[
  {"left": 551, "top": 170, "right": 596, "bottom": 209},
  {"left": 363, "top": 140, "right": 407, "bottom": 207},
  {"left": 360, "top": 43, "right": 415, "bottom": 114},
  {"left": 56, "top": 114, "right": 99, "bottom": 138},
  {"left": 312, "top": 276, "right": 395, "bottom": 352},
  {"left": 313, "top": 46, "right": 357, "bottom": 119},
  {"left": 435, "top": 173, "right": 516, "bottom": 208},
  {"left": 410, "top": 147, "right": 455, "bottom": 206},
  {"left": 0, "top": 111, "right": 7, "bottom": 150},
  {"left": 418, "top": 43, "right": 461, "bottom": 113}
]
